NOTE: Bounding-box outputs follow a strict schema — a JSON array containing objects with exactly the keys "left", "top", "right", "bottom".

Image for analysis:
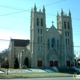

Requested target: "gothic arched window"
[
  {"left": 68, "top": 39, "right": 69, "bottom": 45},
  {"left": 52, "top": 38, "right": 55, "bottom": 47},
  {"left": 37, "top": 18, "right": 39, "bottom": 26},
  {"left": 64, "top": 22, "right": 66, "bottom": 29},
  {"left": 57, "top": 40, "right": 59, "bottom": 50},
  {"left": 41, "top": 30, "right": 42, "bottom": 34},
  {"left": 65, "top": 38, "right": 67, "bottom": 45},
  {"left": 38, "top": 36, "right": 39, "bottom": 43},
  {"left": 48, "top": 39, "right": 50, "bottom": 50},
  {"left": 41, "top": 36, "right": 42, "bottom": 43},
  {"left": 68, "top": 22, "right": 70, "bottom": 29},
  {"left": 41, "top": 19, "right": 43, "bottom": 26}
]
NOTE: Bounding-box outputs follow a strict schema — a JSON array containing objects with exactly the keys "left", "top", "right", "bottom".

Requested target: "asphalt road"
[{"left": 0, "top": 77, "right": 79, "bottom": 80}]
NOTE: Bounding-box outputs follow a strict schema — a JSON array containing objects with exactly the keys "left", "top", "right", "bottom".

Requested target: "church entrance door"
[
  {"left": 50, "top": 61, "right": 53, "bottom": 67},
  {"left": 54, "top": 61, "right": 58, "bottom": 66},
  {"left": 50, "top": 61, "right": 58, "bottom": 67},
  {"left": 66, "top": 61, "right": 70, "bottom": 66},
  {"left": 38, "top": 61, "right": 42, "bottom": 67}
]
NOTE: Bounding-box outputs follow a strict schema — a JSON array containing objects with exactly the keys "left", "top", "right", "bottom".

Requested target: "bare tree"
[{"left": 0, "top": 49, "right": 9, "bottom": 68}]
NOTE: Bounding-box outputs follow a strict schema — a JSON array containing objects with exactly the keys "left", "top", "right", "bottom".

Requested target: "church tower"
[
  {"left": 57, "top": 9, "right": 74, "bottom": 67},
  {"left": 30, "top": 4, "right": 46, "bottom": 68}
]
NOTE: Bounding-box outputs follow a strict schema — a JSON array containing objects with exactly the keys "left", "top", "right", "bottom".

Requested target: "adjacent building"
[{"left": 8, "top": 39, "right": 29, "bottom": 68}]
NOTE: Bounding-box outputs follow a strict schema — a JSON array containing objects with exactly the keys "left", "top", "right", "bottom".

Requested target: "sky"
[{"left": 0, "top": 0, "right": 80, "bottom": 56}]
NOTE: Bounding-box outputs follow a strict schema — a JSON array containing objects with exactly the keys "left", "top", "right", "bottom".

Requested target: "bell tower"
[
  {"left": 30, "top": 4, "right": 46, "bottom": 68},
  {"left": 57, "top": 9, "right": 74, "bottom": 67}
]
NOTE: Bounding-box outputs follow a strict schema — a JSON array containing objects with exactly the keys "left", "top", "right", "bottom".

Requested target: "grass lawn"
[
  {"left": 0, "top": 68, "right": 73, "bottom": 78},
  {"left": 0, "top": 73, "right": 73, "bottom": 78}
]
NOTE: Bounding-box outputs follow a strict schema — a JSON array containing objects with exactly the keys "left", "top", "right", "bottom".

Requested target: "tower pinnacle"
[
  {"left": 68, "top": 9, "right": 71, "bottom": 16},
  {"left": 61, "top": 8, "right": 63, "bottom": 16},
  {"left": 43, "top": 5, "right": 45, "bottom": 13},
  {"left": 52, "top": 21, "right": 54, "bottom": 26},
  {"left": 34, "top": 3, "right": 37, "bottom": 12}
]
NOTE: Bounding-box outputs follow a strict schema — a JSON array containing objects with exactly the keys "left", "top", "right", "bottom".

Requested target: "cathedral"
[{"left": 9, "top": 5, "right": 74, "bottom": 68}]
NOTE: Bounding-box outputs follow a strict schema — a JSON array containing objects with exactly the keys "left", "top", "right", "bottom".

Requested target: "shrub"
[{"left": 14, "top": 58, "right": 19, "bottom": 69}]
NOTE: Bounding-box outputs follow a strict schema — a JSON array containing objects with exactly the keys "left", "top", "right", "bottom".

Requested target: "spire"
[
  {"left": 61, "top": 8, "right": 63, "bottom": 16},
  {"left": 68, "top": 9, "right": 71, "bottom": 16},
  {"left": 34, "top": 3, "right": 37, "bottom": 12},
  {"left": 43, "top": 5, "right": 45, "bottom": 13},
  {"left": 52, "top": 21, "right": 54, "bottom": 26}
]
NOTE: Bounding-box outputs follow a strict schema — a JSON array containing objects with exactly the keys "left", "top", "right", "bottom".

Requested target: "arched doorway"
[
  {"left": 24, "top": 57, "right": 29, "bottom": 67},
  {"left": 47, "top": 48, "right": 59, "bottom": 67}
]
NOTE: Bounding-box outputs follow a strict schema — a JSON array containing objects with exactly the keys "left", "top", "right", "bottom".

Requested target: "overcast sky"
[{"left": 0, "top": 0, "right": 80, "bottom": 56}]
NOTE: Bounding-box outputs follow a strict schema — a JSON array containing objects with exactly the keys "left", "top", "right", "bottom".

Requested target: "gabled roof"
[
  {"left": 10, "top": 39, "right": 30, "bottom": 47},
  {"left": 47, "top": 25, "right": 59, "bottom": 34}
]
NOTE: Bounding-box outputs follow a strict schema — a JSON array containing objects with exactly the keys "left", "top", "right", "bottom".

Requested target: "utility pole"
[{"left": 6, "top": 59, "right": 8, "bottom": 75}]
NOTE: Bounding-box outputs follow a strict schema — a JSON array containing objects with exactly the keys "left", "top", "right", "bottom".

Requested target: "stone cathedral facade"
[
  {"left": 9, "top": 5, "right": 74, "bottom": 68},
  {"left": 29, "top": 5, "right": 74, "bottom": 68}
]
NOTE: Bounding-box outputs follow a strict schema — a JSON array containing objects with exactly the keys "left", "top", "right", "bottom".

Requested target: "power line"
[
  {"left": 0, "top": 5, "right": 27, "bottom": 11},
  {"left": 0, "top": 38, "right": 80, "bottom": 47},
  {"left": 0, "top": 9, "right": 80, "bottom": 21},
  {"left": 0, "top": 26, "right": 29, "bottom": 30},
  {"left": 0, "top": 0, "right": 65, "bottom": 16},
  {"left": 0, "top": 0, "right": 80, "bottom": 21},
  {"left": 39, "top": 0, "right": 65, "bottom": 7},
  {"left": 46, "top": 13, "right": 80, "bottom": 21},
  {"left": 0, "top": 0, "right": 65, "bottom": 10},
  {"left": 0, "top": 9, "right": 30, "bottom": 16},
  {"left": 0, "top": 29, "right": 80, "bottom": 37},
  {"left": 0, "top": 25, "right": 80, "bottom": 31},
  {"left": 0, "top": 26, "right": 80, "bottom": 36}
]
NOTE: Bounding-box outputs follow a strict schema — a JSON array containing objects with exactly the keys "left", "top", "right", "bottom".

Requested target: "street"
[{"left": 0, "top": 77, "right": 80, "bottom": 80}]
